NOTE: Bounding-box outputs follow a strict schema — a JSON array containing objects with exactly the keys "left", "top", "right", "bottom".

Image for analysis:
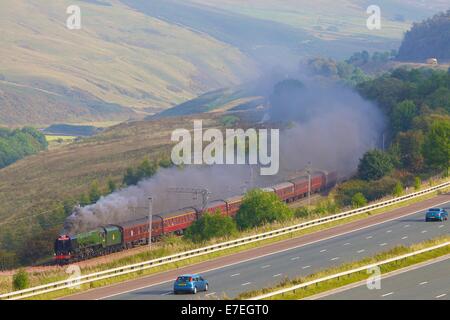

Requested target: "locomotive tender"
[{"left": 55, "top": 171, "right": 337, "bottom": 264}]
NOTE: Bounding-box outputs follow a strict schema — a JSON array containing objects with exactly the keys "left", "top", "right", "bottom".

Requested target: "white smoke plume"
[{"left": 64, "top": 79, "right": 385, "bottom": 234}]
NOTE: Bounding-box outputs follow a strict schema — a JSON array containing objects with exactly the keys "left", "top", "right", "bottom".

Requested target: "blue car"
[
  {"left": 174, "top": 274, "right": 209, "bottom": 294},
  {"left": 425, "top": 208, "right": 448, "bottom": 222}
]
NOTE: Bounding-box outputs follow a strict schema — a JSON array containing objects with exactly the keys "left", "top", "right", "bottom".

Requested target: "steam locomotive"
[{"left": 54, "top": 171, "right": 337, "bottom": 264}]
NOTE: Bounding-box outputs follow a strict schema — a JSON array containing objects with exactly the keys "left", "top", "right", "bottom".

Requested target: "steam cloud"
[{"left": 64, "top": 77, "right": 385, "bottom": 234}]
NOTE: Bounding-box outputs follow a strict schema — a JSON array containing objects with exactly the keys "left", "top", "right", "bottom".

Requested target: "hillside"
[
  {"left": 0, "top": 112, "right": 241, "bottom": 257},
  {"left": 190, "top": 0, "right": 449, "bottom": 57},
  {"left": 398, "top": 10, "right": 450, "bottom": 62},
  {"left": 0, "top": 0, "right": 256, "bottom": 126},
  {"left": 151, "top": 86, "right": 265, "bottom": 119}
]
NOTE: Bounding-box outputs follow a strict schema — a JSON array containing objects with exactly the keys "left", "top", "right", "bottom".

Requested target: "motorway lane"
[
  {"left": 105, "top": 199, "right": 450, "bottom": 300},
  {"left": 62, "top": 194, "right": 450, "bottom": 300},
  {"left": 318, "top": 255, "right": 450, "bottom": 300}
]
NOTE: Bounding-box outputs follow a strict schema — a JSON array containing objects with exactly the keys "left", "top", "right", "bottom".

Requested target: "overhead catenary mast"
[{"left": 167, "top": 187, "right": 211, "bottom": 212}]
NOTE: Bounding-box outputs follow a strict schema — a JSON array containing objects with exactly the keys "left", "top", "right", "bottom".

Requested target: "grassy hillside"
[
  {"left": 190, "top": 0, "right": 448, "bottom": 59},
  {"left": 0, "top": 0, "right": 256, "bottom": 126},
  {"left": 151, "top": 86, "right": 265, "bottom": 119},
  {"left": 0, "top": 113, "right": 234, "bottom": 254}
]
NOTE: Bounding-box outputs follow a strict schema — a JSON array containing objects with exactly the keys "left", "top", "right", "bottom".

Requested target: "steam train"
[{"left": 54, "top": 171, "right": 337, "bottom": 264}]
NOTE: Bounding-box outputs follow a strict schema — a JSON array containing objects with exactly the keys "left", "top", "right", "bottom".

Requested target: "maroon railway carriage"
[
  {"left": 225, "top": 195, "right": 243, "bottom": 217},
  {"left": 310, "top": 171, "right": 326, "bottom": 193},
  {"left": 204, "top": 200, "right": 228, "bottom": 216},
  {"left": 271, "top": 182, "right": 295, "bottom": 202},
  {"left": 118, "top": 216, "right": 164, "bottom": 248},
  {"left": 290, "top": 175, "right": 309, "bottom": 199},
  {"left": 159, "top": 207, "right": 198, "bottom": 235}
]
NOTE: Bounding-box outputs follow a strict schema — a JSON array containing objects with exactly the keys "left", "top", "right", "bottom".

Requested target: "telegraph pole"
[
  {"left": 306, "top": 162, "right": 312, "bottom": 206},
  {"left": 148, "top": 197, "right": 153, "bottom": 247}
]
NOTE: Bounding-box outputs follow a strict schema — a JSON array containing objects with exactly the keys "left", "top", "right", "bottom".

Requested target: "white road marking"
[
  {"left": 161, "top": 292, "right": 171, "bottom": 296},
  {"left": 230, "top": 273, "right": 240, "bottom": 277},
  {"left": 205, "top": 292, "right": 216, "bottom": 297},
  {"left": 261, "top": 265, "right": 271, "bottom": 269},
  {"left": 291, "top": 257, "right": 300, "bottom": 261},
  {"left": 331, "top": 257, "right": 340, "bottom": 261},
  {"left": 386, "top": 230, "right": 392, "bottom": 233},
  {"left": 381, "top": 292, "right": 394, "bottom": 297},
  {"left": 241, "top": 282, "right": 251, "bottom": 286},
  {"left": 273, "top": 273, "right": 282, "bottom": 277},
  {"left": 421, "top": 230, "right": 427, "bottom": 234},
  {"left": 366, "top": 236, "right": 373, "bottom": 239},
  {"left": 302, "top": 265, "right": 311, "bottom": 269},
  {"left": 438, "top": 225, "right": 444, "bottom": 228},
  {"left": 320, "top": 249, "right": 327, "bottom": 253},
  {"left": 419, "top": 281, "right": 428, "bottom": 286},
  {"left": 404, "top": 224, "right": 410, "bottom": 228},
  {"left": 401, "top": 236, "right": 408, "bottom": 240},
  {"left": 380, "top": 243, "right": 388, "bottom": 247},
  {"left": 436, "top": 294, "right": 447, "bottom": 299},
  {"left": 96, "top": 199, "right": 450, "bottom": 300},
  {"left": 357, "top": 249, "right": 365, "bottom": 253},
  {"left": 343, "top": 243, "right": 351, "bottom": 246}
]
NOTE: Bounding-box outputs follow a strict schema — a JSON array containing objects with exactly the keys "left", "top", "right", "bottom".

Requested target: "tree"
[
  {"left": 123, "top": 167, "right": 138, "bottom": 186},
  {"left": 358, "top": 150, "right": 394, "bottom": 181},
  {"left": 136, "top": 159, "right": 158, "bottom": 180},
  {"left": 351, "top": 192, "right": 367, "bottom": 208},
  {"left": 107, "top": 178, "right": 117, "bottom": 194},
  {"left": 123, "top": 159, "right": 159, "bottom": 186},
  {"left": 236, "top": 189, "right": 293, "bottom": 229},
  {"left": 13, "top": 269, "right": 29, "bottom": 290},
  {"left": 89, "top": 180, "right": 102, "bottom": 204},
  {"left": 423, "top": 120, "right": 450, "bottom": 175},
  {"left": 414, "top": 177, "right": 422, "bottom": 190},
  {"left": 184, "top": 212, "right": 237, "bottom": 243},
  {"left": 391, "top": 100, "right": 417, "bottom": 133},
  {"left": 79, "top": 193, "right": 91, "bottom": 207},
  {"left": 393, "top": 181, "right": 404, "bottom": 197},
  {"left": 396, "top": 131, "right": 425, "bottom": 172}
]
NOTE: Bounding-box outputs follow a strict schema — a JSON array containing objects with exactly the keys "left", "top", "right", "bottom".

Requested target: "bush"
[
  {"left": 336, "top": 176, "right": 399, "bottom": 206},
  {"left": 123, "top": 159, "right": 160, "bottom": 186},
  {"left": 358, "top": 150, "right": 394, "bottom": 181},
  {"left": 294, "top": 207, "right": 310, "bottom": 219},
  {"left": 13, "top": 269, "right": 29, "bottom": 290},
  {"left": 184, "top": 212, "right": 237, "bottom": 243},
  {"left": 414, "top": 177, "right": 422, "bottom": 190},
  {"left": 393, "top": 181, "right": 404, "bottom": 197},
  {"left": 335, "top": 179, "right": 369, "bottom": 206},
  {"left": 236, "top": 189, "right": 293, "bottom": 229},
  {"left": 351, "top": 193, "right": 367, "bottom": 208}
]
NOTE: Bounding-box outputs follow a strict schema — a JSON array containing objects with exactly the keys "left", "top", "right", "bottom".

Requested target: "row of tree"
[
  {"left": 356, "top": 68, "right": 450, "bottom": 178},
  {"left": 0, "top": 127, "right": 48, "bottom": 169}
]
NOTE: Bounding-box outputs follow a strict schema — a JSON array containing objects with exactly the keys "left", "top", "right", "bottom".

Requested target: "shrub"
[
  {"left": 414, "top": 177, "right": 421, "bottom": 190},
  {"left": 13, "top": 269, "right": 29, "bottom": 290},
  {"left": 358, "top": 150, "right": 394, "bottom": 181},
  {"left": 184, "top": 212, "right": 237, "bottom": 243},
  {"left": 393, "top": 181, "right": 404, "bottom": 197},
  {"left": 236, "top": 189, "right": 293, "bottom": 229},
  {"left": 351, "top": 192, "right": 368, "bottom": 208}
]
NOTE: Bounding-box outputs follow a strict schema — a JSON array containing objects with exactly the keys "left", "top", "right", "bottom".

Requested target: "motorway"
[
  {"left": 63, "top": 194, "right": 450, "bottom": 300},
  {"left": 316, "top": 255, "right": 450, "bottom": 300}
]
